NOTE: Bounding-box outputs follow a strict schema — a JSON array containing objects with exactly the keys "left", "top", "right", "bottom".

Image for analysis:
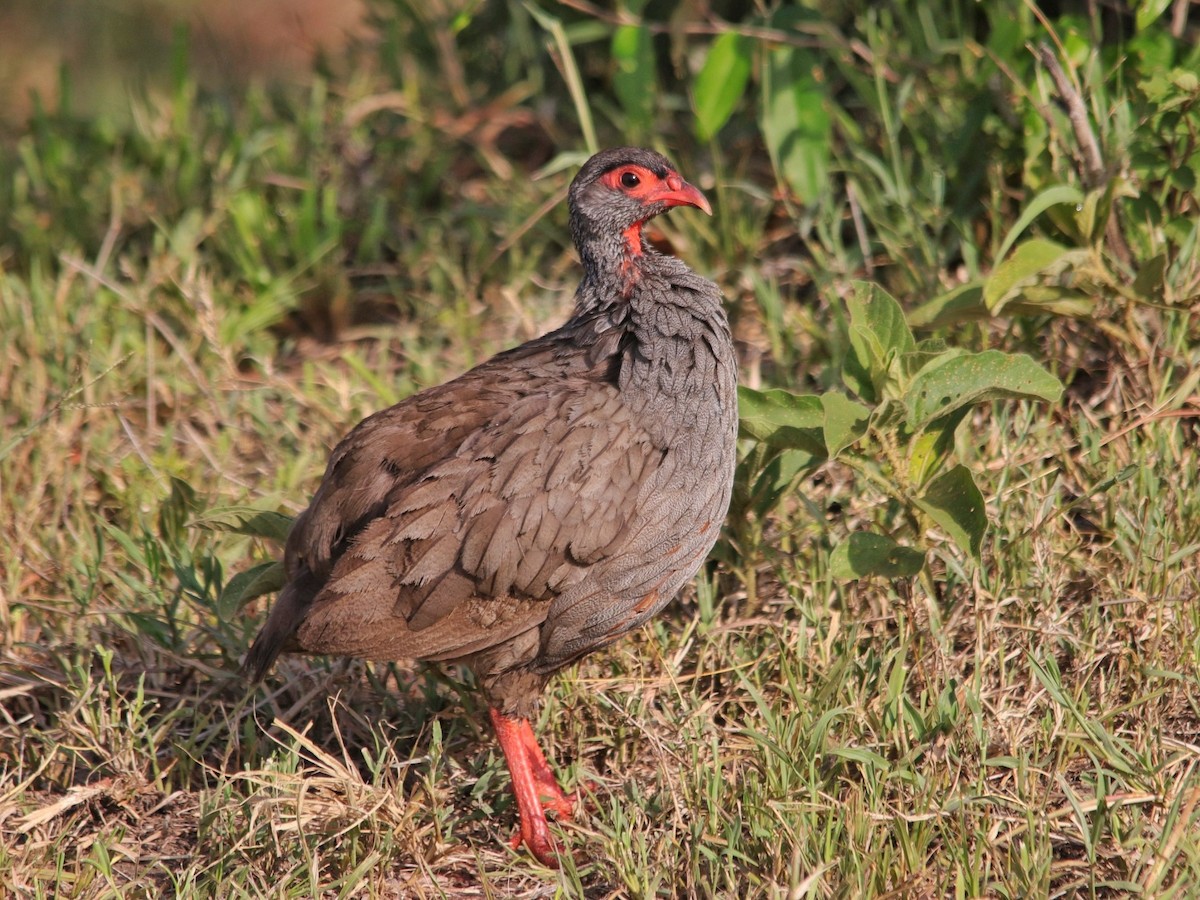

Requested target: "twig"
[
  {"left": 846, "top": 181, "right": 874, "bottom": 277},
  {"left": 1035, "top": 42, "right": 1133, "bottom": 268},
  {"left": 1170, "top": 0, "right": 1190, "bottom": 39},
  {"left": 1036, "top": 42, "right": 1104, "bottom": 189}
]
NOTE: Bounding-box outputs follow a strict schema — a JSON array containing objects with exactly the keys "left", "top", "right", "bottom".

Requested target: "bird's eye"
[{"left": 620, "top": 171, "right": 641, "bottom": 189}]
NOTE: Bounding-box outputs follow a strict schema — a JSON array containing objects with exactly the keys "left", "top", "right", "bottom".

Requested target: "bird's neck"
[
  {"left": 571, "top": 227, "right": 726, "bottom": 332},
  {"left": 567, "top": 236, "right": 735, "bottom": 453},
  {"left": 574, "top": 229, "right": 646, "bottom": 307}
]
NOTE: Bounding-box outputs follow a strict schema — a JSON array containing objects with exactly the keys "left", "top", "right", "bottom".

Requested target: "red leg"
[
  {"left": 515, "top": 716, "right": 577, "bottom": 819},
  {"left": 489, "top": 707, "right": 577, "bottom": 865},
  {"left": 499, "top": 714, "right": 598, "bottom": 817}
]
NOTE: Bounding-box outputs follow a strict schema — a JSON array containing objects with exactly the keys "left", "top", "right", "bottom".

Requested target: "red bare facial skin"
[{"left": 600, "top": 164, "right": 712, "bottom": 258}]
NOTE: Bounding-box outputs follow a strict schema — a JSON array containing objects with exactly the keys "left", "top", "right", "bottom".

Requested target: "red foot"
[{"left": 489, "top": 708, "right": 590, "bottom": 867}]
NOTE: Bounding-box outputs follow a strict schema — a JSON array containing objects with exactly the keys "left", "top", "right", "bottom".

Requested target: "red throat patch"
[
  {"left": 619, "top": 221, "right": 644, "bottom": 290},
  {"left": 622, "top": 221, "right": 644, "bottom": 257}
]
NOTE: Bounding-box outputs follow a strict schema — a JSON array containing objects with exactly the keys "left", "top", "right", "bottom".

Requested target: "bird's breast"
[{"left": 617, "top": 291, "right": 737, "bottom": 459}]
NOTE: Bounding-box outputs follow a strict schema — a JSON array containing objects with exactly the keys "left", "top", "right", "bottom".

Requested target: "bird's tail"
[{"left": 242, "top": 568, "right": 321, "bottom": 682}]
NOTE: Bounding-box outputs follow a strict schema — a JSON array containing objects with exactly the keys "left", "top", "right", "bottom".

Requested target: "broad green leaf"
[
  {"left": 906, "top": 283, "right": 991, "bottom": 330},
  {"left": 693, "top": 32, "right": 752, "bottom": 143},
  {"left": 905, "top": 350, "right": 1063, "bottom": 431},
  {"left": 899, "top": 345, "right": 965, "bottom": 383},
  {"left": 830, "top": 532, "right": 925, "bottom": 579},
  {"left": 843, "top": 281, "right": 916, "bottom": 403},
  {"left": 820, "top": 392, "right": 870, "bottom": 458},
  {"left": 983, "top": 238, "right": 1091, "bottom": 314},
  {"left": 1132, "top": 252, "right": 1167, "bottom": 300},
  {"left": 915, "top": 465, "right": 987, "bottom": 558},
  {"left": 849, "top": 281, "right": 916, "bottom": 356},
  {"left": 1002, "top": 292, "right": 1098, "bottom": 318},
  {"left": 761, "top": 45, "right": 831, "bottom": 203},
  {"left": 869, "top": 398, "right": 908, "bottom": 431},
  {"left": 738, "top": 386, "right": 826, "bottom": 455},
  {"left": 995, "top": 185, "right": 1084, "bottom": 264},
  {"left": 1136, "top": 0, "right": 1174, "bottom": 31},
  {"left": 218, "top": 561, "right": 286, "bottom": 620},
  {"left": 750, "top": 448, "right": 819, "bottom": 517},
  {"left": 190, "top": 506, "right": 294, "bottom": 543},
  {"left": 907, "top": 407, "right": 970, "bottom": 488},
  {"left": 612, "top": 24, "right": 656, "bottom": 134}
]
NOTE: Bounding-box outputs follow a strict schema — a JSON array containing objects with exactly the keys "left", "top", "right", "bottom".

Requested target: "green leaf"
[
  {"left": 737, "top": 386, "right": 827, "bottom": 456},
  {"left": 158, "top": 476, "right": 200, "bottom": 546},
  {"left": 899, "top": 346, "right": 966, "bottom": 383},
  {"left": 830, "top": 532, "right": 925, "bottom": 579},
  {"left": 1079, "top": 178, "right": 1137, "bottom": 246},
  {"left": 828, "top": 745, "right": 892, "bottom": 770},
  {"left": 693, "top": 32, "right": 752, "bottom": 143},
  {"left": 1135, "top": 0, "right": 1174, "bottom": 31},
  {"left": 1000, "top": 290, "right": 1098, "bottom": 319},
  {"left": 820, "top": 392, "right": 870, "bottom": 458},
  {"left": 218, "top": 561, "right": 286, "bottom": 621},
  {"left": 906, "top": 283, "right": 991, "bottom": 330},
  {"left": 905, "top": 350, "right": 1064, "bottom": 431},
  {"left": 190, "top": 506, "right": 294, "bottom": 543},
  {"left": 1132, "top": 252, "right": 1167, "bottom": 300},
  {"left": 983, "top": 238, "right": 1091, "bottom": 314},
  {"left": 995, "top": 184, "right": 1084, "bottom": 264},
  {"left": 612, "top": 24, "right": 656, "bottom": 134},
  {"left": 749, "top": 448, "right": 818, "bottom": 517},
  {"left": 761, "top": 45, "right": 831, "bottom": 203},
  {"left": 907, "top": 407, "right": 970, "bottom": 489},
  {"left": 842, "top": 281, "right": 916, "bottom": 403},
  {"left": 915, "top": 465, "right": 987, "bottom": 558},
  {"left": 97, "top": 520, "right": 149, "bottom": 569},
  {"left": 1027, "top": 653, "right": 1140, "bottom": 777},
  {"left": 524, "top": 2, "right": 597, "bottom": 152}
]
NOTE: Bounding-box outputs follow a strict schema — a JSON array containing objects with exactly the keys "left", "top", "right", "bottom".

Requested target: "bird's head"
[{"left": 568, "top": 148, "right": 710, "bottom": 264}]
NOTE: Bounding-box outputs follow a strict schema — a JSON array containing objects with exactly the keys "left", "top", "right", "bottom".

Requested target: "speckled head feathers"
[
  {"left": 567, "top": 148, "right": 706, "bottom": 260},
  {"left": 571, "top": 147, "right": 675, "bottom": 191}
]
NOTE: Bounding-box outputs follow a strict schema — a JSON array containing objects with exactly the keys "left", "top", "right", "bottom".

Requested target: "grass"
[{"left": 2, "top": 1, "right": 1200, "bottom": 897}]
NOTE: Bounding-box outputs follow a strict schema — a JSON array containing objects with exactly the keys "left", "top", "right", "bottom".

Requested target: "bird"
[{"left": 243, "top": 147, "right": 739, "bottom": 866}]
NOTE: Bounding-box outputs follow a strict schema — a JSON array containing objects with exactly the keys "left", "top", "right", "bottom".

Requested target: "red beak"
[{"left": 653, "top": 173, "right": 712, "bottom": 216}]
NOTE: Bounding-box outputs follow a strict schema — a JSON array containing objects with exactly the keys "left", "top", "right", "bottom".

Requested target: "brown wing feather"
[
  {"left": 293, "top": 377, "right": 655, "bottom": 664},
  {"left": 246, "top": 320, "right": 646, "bottom": 669},
  {"left": 243, "top": 336, "right": 572, "bottom": 680}
]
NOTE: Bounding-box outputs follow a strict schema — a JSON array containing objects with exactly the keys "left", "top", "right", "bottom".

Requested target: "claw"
[{"left": 490, "top": 708, "right": 589, "bottom": 867}]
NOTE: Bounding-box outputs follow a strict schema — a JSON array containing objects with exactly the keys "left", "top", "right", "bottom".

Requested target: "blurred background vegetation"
[
  {"left": 0, "top": 0, "right": 366, "bottom": 126},
  {"left": 3, "top": 0, "right": 1196, "bottom": 337},
  {"left": 2, "top": 0, "right": 1199, "bottom": 896}
]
